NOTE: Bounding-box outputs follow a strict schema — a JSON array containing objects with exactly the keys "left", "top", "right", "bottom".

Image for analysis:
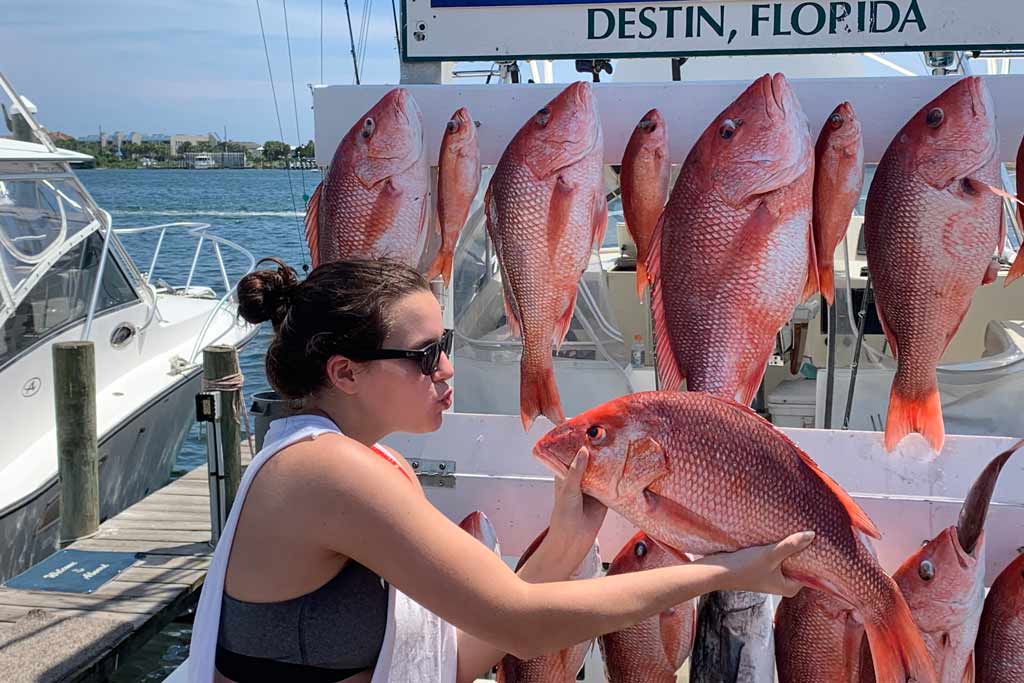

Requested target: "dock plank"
[{"left": 0, "top": 440, "right": 252, "bottom": 682}]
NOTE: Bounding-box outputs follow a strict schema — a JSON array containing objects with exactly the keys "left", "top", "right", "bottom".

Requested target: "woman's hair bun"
[{"left": 237, "top": 257, "right": 300, "bottom": 326}]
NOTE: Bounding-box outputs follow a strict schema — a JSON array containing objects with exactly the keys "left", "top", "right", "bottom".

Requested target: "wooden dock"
[{"left": 0, "top": 443, "right": 251, "bottom": 683}]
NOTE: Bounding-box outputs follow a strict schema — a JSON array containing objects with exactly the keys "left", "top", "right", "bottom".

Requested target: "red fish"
[
  {"left": 648, "top": 73, "right": 815, "bottom": 404},
  {"left": 458, "top": 510, "right": 500, "bottom": 556},
  {"left": 485, "top": 81, "right": 607, "bottom": 429},
  {"left": 864, "top": 77, "right": 1004, "bottom": 453},
  {"left": 975, "top": 551, "right": 1024, "bottom": 682},
  {"left": 621, "top": 109, "right": 670, "bottom": 300},
  {"left": 428, "top": 107, "right": 480, "bottom": 287},
  {"left": 1008, "top": 135, "right": 1024, "bottom": 287},
  {"left": 813, "top": 102, "right": 865, "bottom": 305},
  {"left": 776, "top": 587, "right": 866, "bottom": 683},
  {"left": 599, "top": 532, "right": 695, "bottom": 682},
  {"left": 497, "top": 530, "right": 601, "bottom": 682},
  {"left": 533, "top": 391, "right": 936, "bottom": 683},
  {"left": 305, "top": 88, "right": 429, "bottom": 268},
  {"left": 861, "top": 438, "right": 1024, "bottom": 683}
]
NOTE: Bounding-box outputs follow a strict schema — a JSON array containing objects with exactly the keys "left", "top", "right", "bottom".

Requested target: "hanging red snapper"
[
  {"left": 428, "top": 107, "right": 480, "bottom": 287},
  {"left": 813, "top": 102, "right": 865, "bottom": 305},
  {"left": 497, "top": 530, "right": 601, "bottom": 682},
  {"left": 648, "top": 73, "right": 815, "bottom": 404},
  {"left": 305, "top": 87, "right": 429, "bottom": 268},
  {"left": 485, "top": 81, "right": 607, "bottom": 429},
  {"left": 620, "top": 109, "right": 670, "bottom": 300},
  {"left": 975, "top": 551, "right": 1024, "bottom": 682},
  {"left": 861, "top": 438, "right": 1023, "bottom": 683},
  {"left": 775, "top": 587, "right": 866, "bottom": 683},
  {"left": 599, "top": 532, "right": 695, "bottom": 682},
  {"left": 458, "top": 510, "right": 500, "bottom": 556},
  {"left": 1008, "top": 135, "right": 1024, "bottom": 287},
  {"left": 864, "top": 77, "right": 1004, "bottom": 453},
  {"left": 533, "top": 391, "right": 936, "bottom": 683}
]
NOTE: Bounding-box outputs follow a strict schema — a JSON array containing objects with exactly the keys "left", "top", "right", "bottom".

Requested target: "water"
[{"left": 76, "top": 168, "right": 314, "bottom": 680}]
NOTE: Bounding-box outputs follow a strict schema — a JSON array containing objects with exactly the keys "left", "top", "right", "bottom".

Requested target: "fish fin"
[
  {"left": 616, "top": 436, "right": 669, "bottom": 499},
  {"left": 502, "top": 278, "right": 523, "bottom": 339},
  {"left": 874, "top": 301, "right": 900, "bottom": 361},
  {"left": 659, "top": 607, "right": 690, "bottom": 670},
  {"left": 801, "top": 221, "right": 820, "bottom": 302},
  {"left": 792, "top": 442, "right": 881, "bottom": 539},
  {"left": 546, "top": 175, "right": 576, "bottom": 259},
  {"left": 426, "top": 247, "right": 454, "bottom": 288},
  {"left": 736, "top": 344, "right": 773, "bottom": 408},
  {"left": 983, "top": 259, "right": 1000, "bottom": 286},
  {"left": 635, "top": 260, "right": 649, "bottom": 301},
  {"left": 639, "top": 489, "right": 743, "bottom": 549},
  {"left": 590, "top": 190, "right": 608, "bottom": 257},
  {"left": 647, "top": 213, "right": 685, "bottom": 391},
  {"left": 305, "top": 182, "right": 323, "bottom": 268},
  {"left": 884, "top": 382, "right": 944, "bottom": 453},
  {"left": 963, "top": 651, "right": 974, "bottom": 683},
  {"left": 553, "top": 294, "right": 576, "bottom": 350},
  {"left": 520, "top": 359, "right": 564, "bottom": 430},
  {"left": 819, "top": 263, "right": 836, "bottom": 306},
  {"left": 861, "top": 579, "right": 937, "bottom": 683},
  {"left": 366, "top": 179, "right": 405, "bottom": 257},
  {"left": 1007, "top": 252, "right": 1024, "bottom": 287}
]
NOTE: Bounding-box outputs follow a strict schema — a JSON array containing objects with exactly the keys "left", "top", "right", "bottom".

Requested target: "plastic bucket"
[{"left": 249, "top": 391, "right": 301, "bottom": 452}]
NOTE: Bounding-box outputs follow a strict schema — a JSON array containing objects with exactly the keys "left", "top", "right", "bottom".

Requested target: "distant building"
[{"left": 170, "top": 133, "right": 217, "bottom": 156}]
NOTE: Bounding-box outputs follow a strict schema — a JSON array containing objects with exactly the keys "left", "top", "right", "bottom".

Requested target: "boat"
[
  {"left": 0, "top": 72, "right": 258, "bottom": 582},
  {"left": 191, "top": 153, "right": 216, "bottom": 169}
]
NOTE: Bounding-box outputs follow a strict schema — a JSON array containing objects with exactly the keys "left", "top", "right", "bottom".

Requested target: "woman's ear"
[{"left": 325, "top": 354, "right": 360, "bottom": 395}]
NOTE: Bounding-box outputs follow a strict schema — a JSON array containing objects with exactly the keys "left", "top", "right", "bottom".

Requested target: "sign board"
[
  {"left": 402, "top": 0, "right": 1024, "bottom": 61},
  {"left": 4, "top": 549, "right": 137, "bottom": 594}
]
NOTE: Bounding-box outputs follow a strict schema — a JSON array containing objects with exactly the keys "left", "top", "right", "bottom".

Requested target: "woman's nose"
[{"left": 434, "top": 351, "right": 454, "bottom": 381}]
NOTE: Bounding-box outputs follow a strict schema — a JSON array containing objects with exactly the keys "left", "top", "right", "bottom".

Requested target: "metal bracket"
[{"left": 410, "top": 458, "right": 456, "bottom": 489}]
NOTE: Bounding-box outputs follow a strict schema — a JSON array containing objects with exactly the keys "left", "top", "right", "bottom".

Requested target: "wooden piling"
[
  {"left": 53, "top": 341, "right": 100, "bottom": 545},
  {"left": 203, "top": 345, "right": 242, "bottom": 512}
]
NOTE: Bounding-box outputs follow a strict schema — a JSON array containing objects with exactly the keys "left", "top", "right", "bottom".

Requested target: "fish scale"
[
  {"left": 864, "top": 76, "right": 1003, "bottom": 453},
  {"left": 775, "top": 588, "right": 865, "bottom": 683},
  {"left": 975, "top": 553, "right": 1024, "bottom": 682},
  {"left": 650, "top": 73, "right": 814, "bottom": 405},
  {"left": 533, "top": 391, "right": 936, "bottom": 683}
]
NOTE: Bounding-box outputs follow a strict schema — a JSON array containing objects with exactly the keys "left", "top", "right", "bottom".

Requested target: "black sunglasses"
[{"left": 350, "top": 329, "right": 453, "bottom": 376}]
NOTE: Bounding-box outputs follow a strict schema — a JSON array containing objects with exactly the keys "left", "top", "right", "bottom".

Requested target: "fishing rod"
[{"left": 842, "top": 272, "right": 873, "bottom": 430}]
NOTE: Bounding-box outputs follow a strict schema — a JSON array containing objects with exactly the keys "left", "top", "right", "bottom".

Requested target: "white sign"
[{"left": 402, "top": 0, "right": 1024, "bottom": 61}]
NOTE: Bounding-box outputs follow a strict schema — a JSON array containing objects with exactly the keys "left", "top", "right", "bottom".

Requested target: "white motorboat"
[{"left": 0, "top": 72, "right": 258, "bottom": 582}]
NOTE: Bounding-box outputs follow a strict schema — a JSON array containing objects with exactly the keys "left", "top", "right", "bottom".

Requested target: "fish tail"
[
  {"left": 818, "top": 264, "right": 835, "bottom": 306},
  {"left": 883, "top": 380, "right": 944, "bottom": 453},
  {"left": 426, "top": 245, "right": 454, "bottom": 288},
  {"left": 520, "top": 355, "right": 564, "bottom": 430},
  {"left": 635, "top": 260, "right": 649, "bottom": 301},
  {"left": 1007, "top": 252, "right": 1024, "bottom": 287},
  {"left": 861, "top": 578, "right": 936, "bottom": 683}
]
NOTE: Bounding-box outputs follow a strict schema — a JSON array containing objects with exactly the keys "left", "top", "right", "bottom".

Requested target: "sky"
[{"left": 1, "top": 0, "right": 1013, "bottom": 144}]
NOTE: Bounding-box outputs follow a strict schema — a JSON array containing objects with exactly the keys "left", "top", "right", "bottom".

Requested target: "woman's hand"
[
  {"left": 548, "top": 447, "right": 607, "bottom": 554},
  {"left": 696, "top": 531, "right": 816, "bottom": 597}
]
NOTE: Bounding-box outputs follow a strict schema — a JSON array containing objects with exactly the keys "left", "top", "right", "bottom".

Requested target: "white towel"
[{"left": 188, "top": 414, "right": 458, "bottom": 683}]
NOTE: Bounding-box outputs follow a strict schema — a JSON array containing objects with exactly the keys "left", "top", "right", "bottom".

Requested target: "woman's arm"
[{"left": 289, "top": 436, "right": 812, "bottom": 664}]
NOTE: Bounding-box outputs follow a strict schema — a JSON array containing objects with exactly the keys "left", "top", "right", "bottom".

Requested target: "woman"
[{"left": 192, "top": 257, "right": 813, "bottom": 683}]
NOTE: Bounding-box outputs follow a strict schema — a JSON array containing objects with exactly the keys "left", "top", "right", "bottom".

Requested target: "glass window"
[{"left": 0, "top": 233, "right": 138, "bottom": 367}]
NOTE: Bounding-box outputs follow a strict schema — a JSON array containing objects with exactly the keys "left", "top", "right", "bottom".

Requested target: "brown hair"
[{"left": 237, "top": 257, "right": 430, "bottom": 399}]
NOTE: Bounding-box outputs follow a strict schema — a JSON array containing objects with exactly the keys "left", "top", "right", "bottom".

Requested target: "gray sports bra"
[{"left": 217, "top": 559, "right": 388, "bottom": 675}]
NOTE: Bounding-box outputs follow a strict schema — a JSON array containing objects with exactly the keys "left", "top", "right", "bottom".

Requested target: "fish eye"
[
  {"left": 918, "top": 560, "right": 935, "bottom": 581},
  {"left": 633, "top": 541, "right": 648, "bottom": 558},
  {"left": 719, "top": 119, "right": 738, "bottom": 140},
  {"left": 361, "top": 117, "right": 375, "bottom": 138},
  {"left": 446, "top": 119, "right": 459, "bottom": 133},
  {"left": 586, "top": 425, "right": 606, "bottom": 445},
  {"left": 638, "top": 119, "right": 655, "bottom": 131},
  {"left": 538, "top": 106, "right": 551, "bottom": 116},
  {"left": 926, "top": 108, "right": 944, "bottom": 128},
  {"left": 830, "top": 112, "right": 844, "bottom": 129}
]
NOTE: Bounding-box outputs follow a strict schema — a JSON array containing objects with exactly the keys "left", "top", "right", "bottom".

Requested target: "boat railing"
[{"left": 83, "top": 218, "right": 256, "bottom": 364}]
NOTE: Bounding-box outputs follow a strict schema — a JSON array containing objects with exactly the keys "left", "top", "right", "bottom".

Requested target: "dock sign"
[
  {"left": 402, "top": 0, "right": 1024, "bottom": 61},
  {"left": 4, "top": 549, "right": 137, "bottom": 594}
]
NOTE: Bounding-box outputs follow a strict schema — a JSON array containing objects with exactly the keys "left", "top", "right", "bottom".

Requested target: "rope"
[
  {"left": 281, "top": 0, "right": 309, "bottom": 200},
  {"left": 320, "top": 0, "right": 325, "bottom": 84},
  {"left": 201, "top": 372, "right": 256, "bottom": 457},
  {"left": 255, "top": 0, "right": 310, "bottom": 271},
  {"left": 390, "top": 0, "right": 401, "bottom": 53},
  {"left": 358, "top": 0, "right": 373, "bottom": 75},
  {"left": 344, "top": 0, "right": 362, "bottom": 84}
]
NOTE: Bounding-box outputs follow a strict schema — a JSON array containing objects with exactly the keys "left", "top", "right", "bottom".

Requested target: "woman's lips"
[{"left": 438, "top": 388, "right": 453, "bottom": 409}]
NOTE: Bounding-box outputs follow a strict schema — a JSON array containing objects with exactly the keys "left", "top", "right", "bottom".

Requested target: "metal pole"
[
  {"left": 823, "top": 302, "right": 837, "bottom": 429},
  {"left": 196, "top": 392, "right": 227, "bottom": 544},
  {"left": 843, "top": 273, "right": 873, "bottom": 430}
]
